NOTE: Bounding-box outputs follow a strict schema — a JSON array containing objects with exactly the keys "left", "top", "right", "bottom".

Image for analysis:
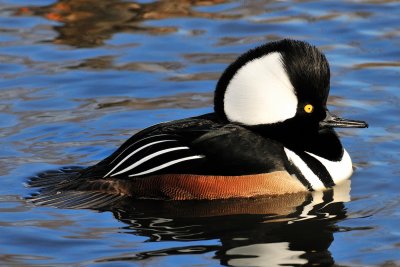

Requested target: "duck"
[{"left": 29, "top": 39, "right": 367, "bottom": 207}]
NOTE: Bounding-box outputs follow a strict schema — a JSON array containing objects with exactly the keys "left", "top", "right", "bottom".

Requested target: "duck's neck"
[
  {"left": 253, "top": 125, "right": 344, "bottom": 161},
  {"left": 289, "top": 128, "right": 344, "bottom": 161}
]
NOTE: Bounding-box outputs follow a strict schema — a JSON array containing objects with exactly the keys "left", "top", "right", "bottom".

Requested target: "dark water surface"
[{"left": 0, "top": 0, "right": 399, "bottom": 266}]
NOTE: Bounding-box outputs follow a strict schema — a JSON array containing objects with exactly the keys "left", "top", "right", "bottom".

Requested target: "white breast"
[
  {"left": 284, "top": 148, "right": 353, "bottom": 191},
  {"left": 306, "top": 149, "right": 353, "bottom": 185}
]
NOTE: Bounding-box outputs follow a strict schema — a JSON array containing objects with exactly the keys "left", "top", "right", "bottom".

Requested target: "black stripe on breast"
[
  {"left": 297, "top": 151, "right": 335, "bottom": 188},
  {"left": 284, "top": 159, "right": 313, "bottom": 191}
]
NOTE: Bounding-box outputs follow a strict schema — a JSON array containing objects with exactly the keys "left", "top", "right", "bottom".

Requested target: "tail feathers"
[
  {"left": 27, "top": 191, "right": 124, "bottom": 209},
  {"left": 27, "top": 166, "right": 125, "bottom": 210},
  {"left": 27, "top": 166, "right": 84, "bottom": 189}
]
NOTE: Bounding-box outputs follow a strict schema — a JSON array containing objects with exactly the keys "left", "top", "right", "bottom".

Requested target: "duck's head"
[{"left": 214, "top": 39, "right": 368, "bottom": 135}]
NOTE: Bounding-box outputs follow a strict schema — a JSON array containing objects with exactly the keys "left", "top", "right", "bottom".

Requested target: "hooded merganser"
[{"left": 29, "top": 39, "right": 367, "bottom": 206}]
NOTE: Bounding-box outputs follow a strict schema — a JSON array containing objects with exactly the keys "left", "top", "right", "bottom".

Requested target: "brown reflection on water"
[
  {"left": 253, "top": 11, "right": 372, "bottom": 25},
  {"left": 70, "top": 56, "right": 185, "bottom": 73},
  {"left": 15, "top": 0, "right": 233, "bottom": 47},
  {"left": 97, "top": 92, "right": 212, "bottom": 110},
  {"left": 351, "top": 61, "right": 400, "bottom": 70}
]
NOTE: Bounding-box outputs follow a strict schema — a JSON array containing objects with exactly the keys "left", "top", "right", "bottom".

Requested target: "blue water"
[{"left": 0, "top": 1, "right": 399, "bottom": 266}]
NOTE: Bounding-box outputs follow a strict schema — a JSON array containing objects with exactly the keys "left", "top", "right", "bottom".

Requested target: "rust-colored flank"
[{"left": 122, "top": 171, "right": 307, "bottom": 200}]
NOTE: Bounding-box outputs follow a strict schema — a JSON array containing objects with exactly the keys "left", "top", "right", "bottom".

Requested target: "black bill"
[{"left": 320, "top": 111, "right": 368, "bottom": 129}]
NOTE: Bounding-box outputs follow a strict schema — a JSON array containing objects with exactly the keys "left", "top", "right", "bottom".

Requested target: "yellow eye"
[{"left": 304, "top": 104, "right": 314, "bottom": 113}]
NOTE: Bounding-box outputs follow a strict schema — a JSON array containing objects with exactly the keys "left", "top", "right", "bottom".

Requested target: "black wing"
[
  {"left": 87, "top": 112, "right": 288, "bottom": 178},
  {"left": 82, "top": 113, "right": 222, "bottom": 178}
]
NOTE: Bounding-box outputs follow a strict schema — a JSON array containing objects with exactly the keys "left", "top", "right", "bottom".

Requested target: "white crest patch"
[{"left": 224, "top": 52, "right": 298, "bottom": 125}]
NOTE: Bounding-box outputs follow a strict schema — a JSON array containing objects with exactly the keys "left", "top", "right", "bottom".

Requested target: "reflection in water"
[
  {"left": 15, "top": 0, "right": 232, "bottom": 47},
  {"left": 75, "top": 181, "right": 352, "bottom": 266}
]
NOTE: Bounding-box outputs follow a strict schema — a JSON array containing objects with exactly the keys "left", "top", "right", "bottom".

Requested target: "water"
[{"left": 0, "top": 0, "right": 399, "bottom": 266}]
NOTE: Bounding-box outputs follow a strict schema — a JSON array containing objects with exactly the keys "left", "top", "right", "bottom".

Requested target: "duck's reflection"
[{"left": 94, "top": 180, "right": 351, "bottom": 266}]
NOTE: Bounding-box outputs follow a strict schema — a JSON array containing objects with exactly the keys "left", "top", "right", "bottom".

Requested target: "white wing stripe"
[
  {"left": 129, "top": 155, "right": 205, "bottom": 177},
  {"left": 110, "top": 147, "right": 190, "bottom": 177},
  {"left": 109, "top": 134, "right": 172, "bottom": 165},
  {"left": 104, "top": 139, "right": 177, "bottom": 177}
]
